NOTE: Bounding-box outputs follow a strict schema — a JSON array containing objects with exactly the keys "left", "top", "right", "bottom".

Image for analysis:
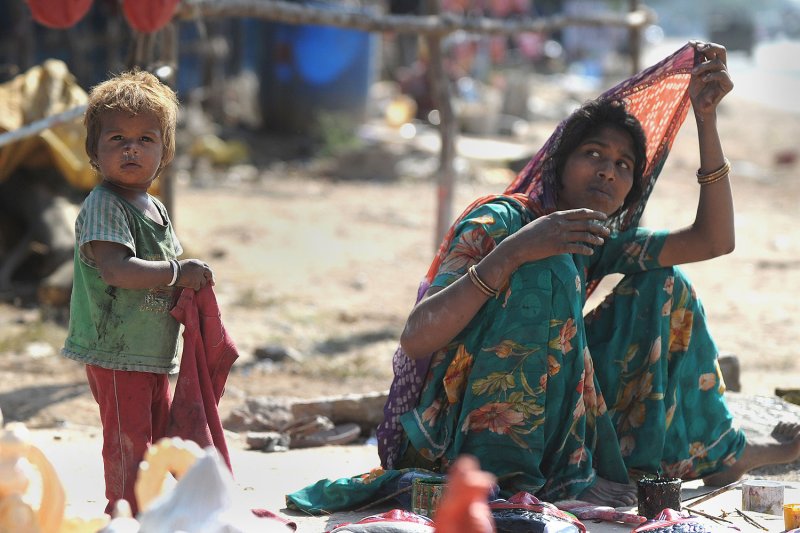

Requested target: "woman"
[{"left": 378, "top": 41, "right": 800, "bottom": 507}]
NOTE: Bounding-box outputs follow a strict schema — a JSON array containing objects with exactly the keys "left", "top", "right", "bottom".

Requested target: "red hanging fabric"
[
  {"left": 123, "top": 0, "right": 180, "bottom": 33},
  {"left": 27, "top": 0, "right": 93, "bottom": 29}
]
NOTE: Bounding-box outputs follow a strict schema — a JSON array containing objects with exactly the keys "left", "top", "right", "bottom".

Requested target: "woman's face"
[{"left": 556, "top": 125, "right": 636, "bottom": 215}]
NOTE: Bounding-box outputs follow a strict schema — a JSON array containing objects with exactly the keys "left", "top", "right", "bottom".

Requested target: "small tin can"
[
  {"left": 411, "top": 476, "right": 446, "bottom": 517},
  {"left": 784, "top": 503, "right": 800, "bottom": 530}
]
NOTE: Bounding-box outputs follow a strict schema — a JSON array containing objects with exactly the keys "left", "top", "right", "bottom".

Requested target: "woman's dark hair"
[{"left": 548, "top": 98, "right": 648, "bottom": 216}]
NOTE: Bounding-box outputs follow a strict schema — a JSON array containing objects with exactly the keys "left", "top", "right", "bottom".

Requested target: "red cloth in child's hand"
[{"left": 167, "top": 285, "right": 239, "bottom": 470}]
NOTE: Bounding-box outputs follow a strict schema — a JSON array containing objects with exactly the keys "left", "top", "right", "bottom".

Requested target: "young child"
[{"left": 62, "top": 70, "right": 214, "bottom": 515}]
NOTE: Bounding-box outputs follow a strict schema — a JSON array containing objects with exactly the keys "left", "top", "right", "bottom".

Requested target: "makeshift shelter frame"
[
  {"left": 1, "top": 0, "right": 651, "bottom": 243},
  {"left": 175, "top": 0, "right": 650, "bottom": 245}
]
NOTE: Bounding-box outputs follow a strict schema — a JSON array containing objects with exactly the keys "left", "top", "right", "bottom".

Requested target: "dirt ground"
[{"left": 1, "top": 88, "right": 799, "bottom": 442}]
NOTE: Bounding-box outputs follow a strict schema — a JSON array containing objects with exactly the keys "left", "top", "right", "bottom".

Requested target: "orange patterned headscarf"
[
  {"left": 378, "top": 43, "right": 698, "bottom": 469},
  {"left": 424, "top": 43, "right": 696, "bottom": 285}
]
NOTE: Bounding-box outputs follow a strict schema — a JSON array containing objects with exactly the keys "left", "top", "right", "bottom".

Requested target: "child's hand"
[
  {"left": 177, "top": 259, "right": 215, "bottom": 291},
  {"left": 434, "top": 455, "right": 495, "bottom": 533}
]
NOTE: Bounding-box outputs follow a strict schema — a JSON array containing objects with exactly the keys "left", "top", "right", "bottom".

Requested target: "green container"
[{"left": 411, "top": 477, "right": 446, "bottom": 518}]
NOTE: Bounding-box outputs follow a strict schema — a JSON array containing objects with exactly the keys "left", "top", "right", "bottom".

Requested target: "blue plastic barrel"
[{"left": 259, "top": 3, "right": 379, "bottom": 134}]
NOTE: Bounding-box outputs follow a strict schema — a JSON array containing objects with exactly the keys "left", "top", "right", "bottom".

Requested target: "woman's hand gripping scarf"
[{"left": 377, "top": 42, "right": 699, "bottom": 469}]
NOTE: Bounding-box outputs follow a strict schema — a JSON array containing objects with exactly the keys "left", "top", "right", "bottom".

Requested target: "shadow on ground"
[
  {"left": 315, "top": 327, "right": 398, "bottom": 355},
  {"left": 0, "top": 382, "right": 87, "bottom": 423}
]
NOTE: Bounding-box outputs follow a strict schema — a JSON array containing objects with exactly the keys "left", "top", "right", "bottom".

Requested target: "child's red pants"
[{"left": 86, "top": 364, "right": 171, "bottom": 516}]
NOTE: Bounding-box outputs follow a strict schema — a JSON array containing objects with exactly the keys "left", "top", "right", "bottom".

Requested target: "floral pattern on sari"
[{"left": 399, "top": 199, "right": 746, "bottom": 501}]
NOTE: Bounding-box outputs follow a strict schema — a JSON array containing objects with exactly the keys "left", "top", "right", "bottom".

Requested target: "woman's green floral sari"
[{"left": 399, "top": 198, "right": 745, "bottom": 501}]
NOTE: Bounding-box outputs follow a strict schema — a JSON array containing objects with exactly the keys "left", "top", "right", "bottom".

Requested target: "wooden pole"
[
  {"left": 12, "top": 1, "right": 35, "bottom": 74},
  {"left": 175, "top": 0, "right": 655, "bottom": 37},
  {"left": 0, "top": 106, "right": 87, "bottom": 149},
  {"left": 104, "top": 4, "right": 124, "bottom": 75},
  {"left": 159, "top": 22, "right": 180, "bottom": 222},
  {"left": 423, "top": 0, "right": 457, "bottom": 246}
]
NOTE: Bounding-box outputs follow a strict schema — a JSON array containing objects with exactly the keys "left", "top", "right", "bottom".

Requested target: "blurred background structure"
[{"left": 0, "top": 0, "right": 798, "bottom": 302}]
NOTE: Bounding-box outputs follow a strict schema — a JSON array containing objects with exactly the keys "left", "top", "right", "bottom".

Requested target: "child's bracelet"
[{"left": 167, "top": 259, "right": 179, "bottom": 287}]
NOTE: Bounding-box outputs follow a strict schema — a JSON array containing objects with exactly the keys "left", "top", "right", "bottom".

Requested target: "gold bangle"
[
  {"left": 697, "top": 158, "right": 731, "bottom": 185},
  {"left": 696, "top": 158, "right": 730, "bottom": 179},
  {"left": 698, "top": 172, "right": 728, "bottom": 186},
  {"left": 467, "top": 264, "right": 499, "bottom": 298}
]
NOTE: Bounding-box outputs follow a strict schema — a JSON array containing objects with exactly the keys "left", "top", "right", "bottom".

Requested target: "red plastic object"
[
  {"left": 27, "top": 0, "right": 93, "bottom": 28},
  {"left": 122, "top": 0, "right": 180, "bottom": 33}
]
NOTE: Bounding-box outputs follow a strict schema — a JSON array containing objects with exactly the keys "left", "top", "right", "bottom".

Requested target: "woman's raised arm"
[{"left": 659, "top": 41, "right": 736, "bottom": 266}]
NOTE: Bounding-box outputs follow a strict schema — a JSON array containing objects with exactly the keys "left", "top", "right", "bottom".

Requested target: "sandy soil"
[
  {"left": 0, "top": 74, "right": 799, "bottom": 533},
  {"left": 0, "top": 89, "right": 799, "bottom": 440}
]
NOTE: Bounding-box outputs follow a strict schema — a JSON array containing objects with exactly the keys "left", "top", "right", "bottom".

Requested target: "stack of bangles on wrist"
[
  {"left": 467, "top": 264, "right": 500, "bottom": 298},
  {"left": 696, "top": 158, "right": 731, "bottom": 185}
]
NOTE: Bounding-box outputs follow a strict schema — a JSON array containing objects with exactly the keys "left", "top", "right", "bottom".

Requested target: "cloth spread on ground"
[
  {"left": 377, "top": 41, "right": 697, "bottom": 470},
  {"left": 555, "top": 499, "right": 646, "bottom": 525},
  {"left": 328, "top": 509, "right": 435, "bottom": 532},
  {"left": 167, "top": 284, "right": 238, "bottom": 470},
  {"left": 287, "top": 468, "right": 448, "bottom": 515},
  {"left": 631, "top": 508, "right": 739, "bottom": 532},
  {"left": 290, "top": 488, "right": 591, "bottom": 532}
]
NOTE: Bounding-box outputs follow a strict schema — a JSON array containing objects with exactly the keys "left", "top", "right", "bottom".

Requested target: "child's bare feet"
[
  {"left": 578, "top": 476, "right": 637, "bottom": 508},
  {"left": 434, "top": 456, "right": 496, "bottom": 533},
  {"left": 704, "top": 421, "right": 800, "bottom": 486}
]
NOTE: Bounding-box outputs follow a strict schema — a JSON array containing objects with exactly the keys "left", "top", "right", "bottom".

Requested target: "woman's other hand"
[
  {"left": 501, "top": 208, "right": 610, "bottom": 267},
  {"left": 689, "top": 41, "right": 733, "bottom": 116},
  {"left": 402, "top": 209, "right": 608, "bottom": 359}
]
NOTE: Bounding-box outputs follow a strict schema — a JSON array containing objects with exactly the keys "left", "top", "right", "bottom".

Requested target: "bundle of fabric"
[
  {"left": 287, "top": 468, "right": 450, "bottom": 515},
  {"left": 555, "top": 499, "right": 646, "bottom": 525},
  {"left": 328, "top": 510, "right": 435, "bottom": 533},
  {"left": 632, "top": 508, "right": 740, "bottom": 532},
  {"left": 489, "top": 492, "right": 586, "bottom": 533}
]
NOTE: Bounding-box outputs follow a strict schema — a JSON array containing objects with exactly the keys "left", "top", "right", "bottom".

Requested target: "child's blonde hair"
[{"left": 84, "top": 70, "right": 179, "bottom": 173}]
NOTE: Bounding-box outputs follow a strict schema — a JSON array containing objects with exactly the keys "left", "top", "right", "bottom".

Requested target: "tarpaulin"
[{"left": 0, "top": 59, "right": 98, "bottom": 191}]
